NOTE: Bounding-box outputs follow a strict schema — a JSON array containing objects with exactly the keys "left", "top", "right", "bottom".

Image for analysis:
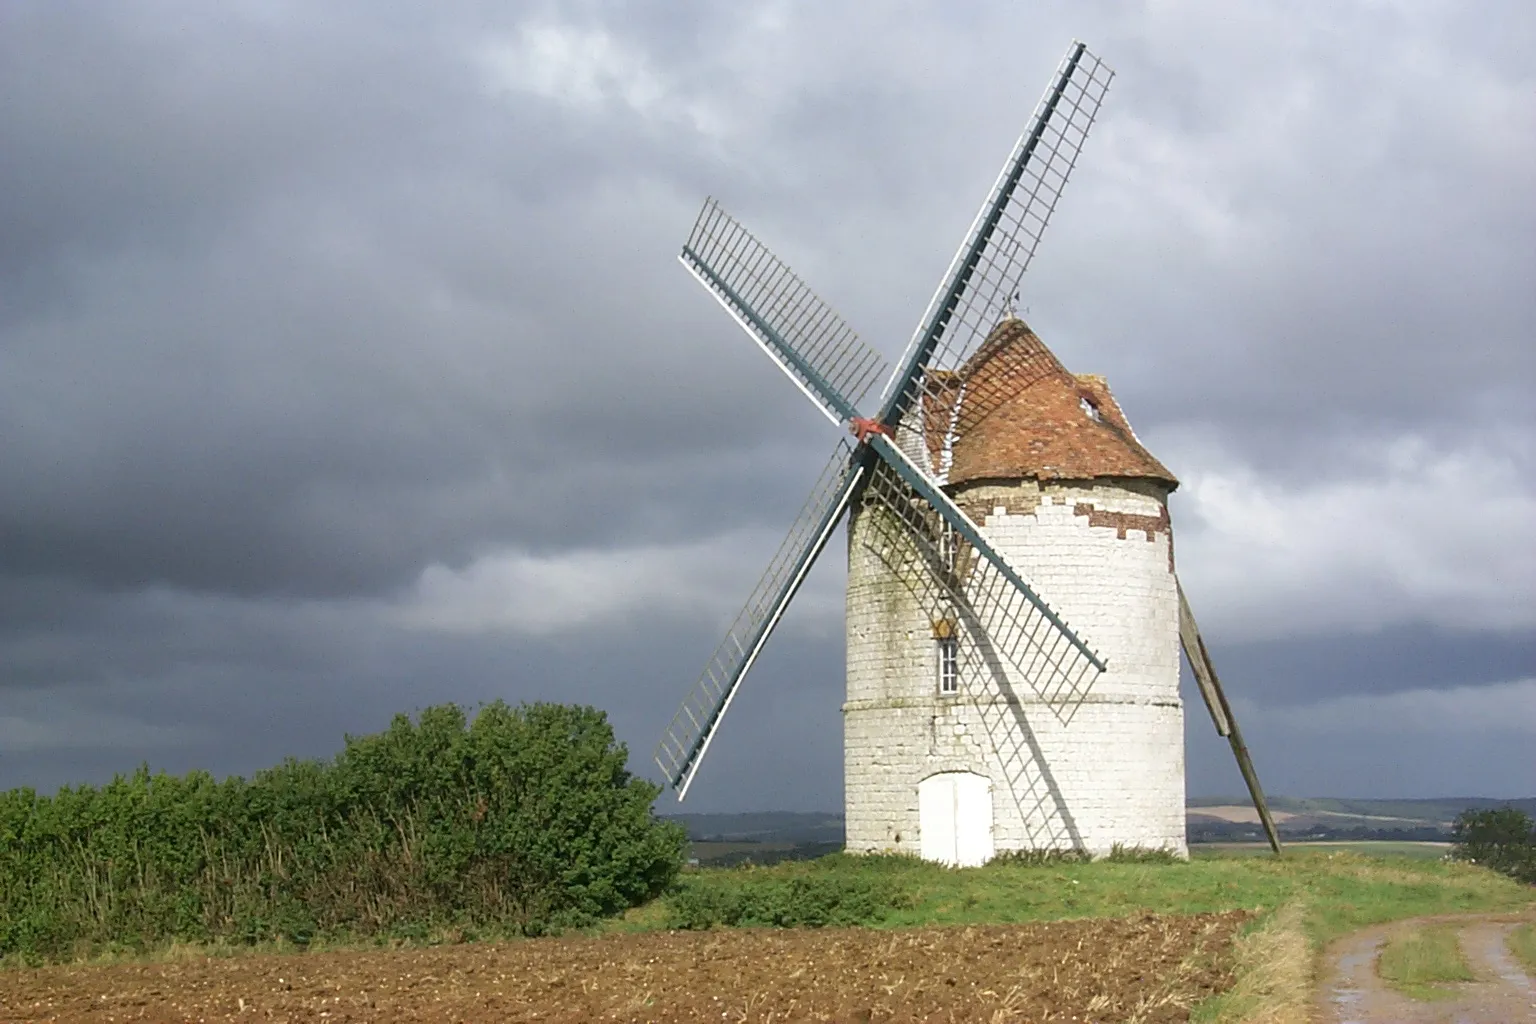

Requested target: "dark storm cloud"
[
  {"left": 1, "top": 1, "right": 842, "bottom": 600},
  {"left": 0, "top": 565, "right": 851, "bottom": 811},
  {"left": 1199, "top": 627, "right": 1536, "bottom": 706},
  {"left": 1, "top": 6, "right": 468, "bottom": 309},
  {"left": 0, "top": 1, "right": 1530, "bottom": 803}
]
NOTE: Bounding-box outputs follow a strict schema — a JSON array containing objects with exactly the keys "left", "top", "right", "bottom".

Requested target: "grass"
[
  {"left": 1193, "top": 841, "right": 1451, "bottom": 861},
  {"left": 1510, "top": 922, "right": 1536, "bottom": 975},
  {"left": 13, "top": 844, "right": 1532, "bottom": 1023},
  {"left": 0, "top": 924, "right": 501, "bottom": 972},
  {"left": 646, "top": 848, "right": 1528, "bottom": 944},
  {"left": 621, "top": 848, "right": 1532, "bottom": 1024},
  {"left": 1191, "top": 902, "right": 1309, "bottom": 1024},
  {"left": 1376, "top": 924, "right": 1475, "bottom": 1000}
]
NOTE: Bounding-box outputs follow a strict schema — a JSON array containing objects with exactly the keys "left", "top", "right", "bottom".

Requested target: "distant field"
[
  {"left": 1193, "top": 840, "right": 1452, "bottom": 860},
  {"left": 677, "top": 800, "right": 1536, "bottom": 852},
  {"left": 1188, "top": 804, "right": 1448, "bottom": 827},
  {"left": 1188, "top": 804, "right": 1297, "bottom": 824},
  {"left": 697, "top": 841, "right": 1462, "bottom": 865},
  {"left": 690, "top": 841, "right": 800, "bottom": 859},
  {"left": 1189, "top": 795, "right": 1535, "bottom": 826},
  {"left": 689, "top": 840, "right": 843, "bottom": 866},
  {"left": 695, "top": 836, "right": 1461, "bottom": 864}
]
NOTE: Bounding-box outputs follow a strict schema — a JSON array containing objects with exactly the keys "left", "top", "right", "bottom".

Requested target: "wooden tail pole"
[{"left": 1176, "top": 579, "right": 1282, "bottom": 856}]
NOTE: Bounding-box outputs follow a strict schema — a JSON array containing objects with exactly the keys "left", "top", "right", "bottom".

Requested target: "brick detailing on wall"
[
  {"left": 1070, "top": 501, "right": 1168, "bottom": 542},
  {"left": 1070, "top": 500, "right": 1177, "bottom": 574},
  {"left": 959, "top": 493, "right": 1042, "bottom": 524},
  {"left": 954, "top": 482, "right": 1179, "bottom": 574},
  {"left": 845, "top": 474, "right": 1186, "bottom": 860}
]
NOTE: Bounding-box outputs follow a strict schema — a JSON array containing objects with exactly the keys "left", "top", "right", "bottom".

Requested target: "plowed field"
[{"left": 1, "top": 912, "right": 1248, "bottom": 1023}]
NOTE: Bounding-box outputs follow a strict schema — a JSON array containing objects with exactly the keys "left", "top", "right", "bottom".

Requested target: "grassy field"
[
  {"left": 613, "top": 847, "right": 1532, "bottom": 1023},
  {"left": 1192, "top": 840, "right": 1452, "bottom": 859},
  {"left": 3, "top": 847, "right": 1523, "bottom": 1024},
  {"left": 1510, "top": 922, "right": 1536, "bottom": 974},
  {"left": 623, "top": 848, "right": 1530, "bottom": 945},
  {"left": 7, "top": 845, "right": 1529, "bottom": 1023},
  {"left": 1376, "top": 924, "right": 1475, "bottom": 1000}
]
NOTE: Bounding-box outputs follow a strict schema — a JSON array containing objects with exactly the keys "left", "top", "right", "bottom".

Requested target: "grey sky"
[{"left": 1, "top": 1, "right": 1532, "bottom": 811}]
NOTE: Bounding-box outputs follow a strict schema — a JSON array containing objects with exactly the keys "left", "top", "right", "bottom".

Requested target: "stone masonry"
[{"left": 843, "top": 319, "right": 1187, "bottom": 859}]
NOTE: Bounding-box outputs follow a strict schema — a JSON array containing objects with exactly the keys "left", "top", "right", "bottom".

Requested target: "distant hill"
[
  {"left": 670, "top": 798, "right": 1536, "bottom": 853},
  {"left": 1188, "top": 795, "right": 1536, "bottom": 825},
  {"left": 1186, "top": 796, "right": 1536, "bottom": 843},
  {"left": 662, "top": 811, "right": 844, "bottom": 844}
]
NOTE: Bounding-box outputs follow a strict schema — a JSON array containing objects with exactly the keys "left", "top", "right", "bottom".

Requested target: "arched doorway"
[{"left": 918, "top": 771, "right": 994, "bottom": 866}]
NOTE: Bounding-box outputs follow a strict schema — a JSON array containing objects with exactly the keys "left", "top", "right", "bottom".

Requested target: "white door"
[{"left": 918, "top": 771, "right": 994, "bottom": 867}]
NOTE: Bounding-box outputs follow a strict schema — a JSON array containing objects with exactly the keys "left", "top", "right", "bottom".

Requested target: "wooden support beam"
[
  {"left": 1179, "top": 584, "right": 1230, "bottom": 737},
  {"left": 1176, "top": 579, "right": 1282, "bottom": 856}
]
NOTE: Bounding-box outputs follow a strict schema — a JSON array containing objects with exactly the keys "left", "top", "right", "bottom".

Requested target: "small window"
[{"left": 937, "top": 635, "right": 959, "bottom": 695}]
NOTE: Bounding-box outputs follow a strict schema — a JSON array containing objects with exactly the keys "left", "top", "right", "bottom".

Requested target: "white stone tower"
[{"left": 844, "top": 318, "right": 1185, "bottom": 863}]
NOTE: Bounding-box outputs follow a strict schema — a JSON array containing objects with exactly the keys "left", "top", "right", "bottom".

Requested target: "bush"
[
  {"left": 1449, "top": 807, "right": 1535, "bottom": 884},
  {"left": 985, "top": 845, "right": 1179, "bottom": 866},
  {"left": 987, "top": 847, "right": 1090, "bottom": 867},
  {"left": 665, "top": 864, "right": 913, "bottom": 929},
  {"left": 1105, "top": 844, "right": 1183, "bottom": 864},
  {"left": 0, "top": 702, "right": 687, "bottom": 960}
]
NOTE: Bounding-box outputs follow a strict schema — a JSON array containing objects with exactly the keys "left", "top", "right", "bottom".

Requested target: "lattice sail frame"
[
  {"left": 655, "top": 41, "right": 1115, "bottom": 795},
  {"left": 879, "top": 43, "right": 1113, "bottom": 458},
  {"left": 682, "top": 200, "right": 888, "bottom": 426},
  {"left": 655, "top": 441, "right": 866, "bottom": 796},
  {"left": 918, "top": 323, "right": 1075, "bottom": 480},
  {"left": 858, "top": 455, "right": 1100, "bottom": 716}
]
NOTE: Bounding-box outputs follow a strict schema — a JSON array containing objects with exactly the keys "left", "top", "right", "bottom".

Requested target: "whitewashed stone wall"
[{"left": 844, "top": 477, "right": 1186, "bottom": 859}]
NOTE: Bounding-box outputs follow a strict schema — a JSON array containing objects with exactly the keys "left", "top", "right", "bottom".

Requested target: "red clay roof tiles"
[{"left": 923, "top": 318, "right": 1177, "bottom": 489}]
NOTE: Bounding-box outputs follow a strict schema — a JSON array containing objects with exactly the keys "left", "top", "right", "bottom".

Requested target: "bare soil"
[
  {"left": 1318, "top": 911, "right": 1536, "bottom": 1023},
  {"left": 0, "top": 912, "right": 1246, "bottom": 1023}
]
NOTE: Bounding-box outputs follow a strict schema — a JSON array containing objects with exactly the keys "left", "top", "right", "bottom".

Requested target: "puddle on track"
[
  {"left": 1327, "top": 935, "right": 1384, "bottom": 1024},
  {"left": 1320, "top": 917, "right": 1536, "bottom": 1023},
  {"left": 1483, "top": 925, "right": 1534, "bottom": 996},
  {"left": 1463, "top": 922, "right": 1535, "bottom": 1009}
]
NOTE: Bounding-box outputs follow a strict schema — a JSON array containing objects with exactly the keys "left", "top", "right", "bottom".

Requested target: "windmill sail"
[
  {"left": 659, "top": 42, "right": 1115, "bottom": 801},
  {"left": 879, "top": 41, "right": 1113, "bottom": 440},
  {"left": 655, "top": 441, "right": 866, "bottom": 796},
  {"left": 682, "top": 199, "right": 889, "bottom": 426},
  {"left": 860, "top": 437, "right": 1104, "bottom": 712},
  {"left": 656, "top": 38, "right": 1277, "bottom": 856}
]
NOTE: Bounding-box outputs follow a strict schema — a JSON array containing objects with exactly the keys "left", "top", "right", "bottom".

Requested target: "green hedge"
[
  {"left": 1450, "top": 807, "right": 1536, "bottom": 884},
  {"left": 0, "top": 702, "right": 686, "bottom": 960},
  {"left": 666, "top": 857, "right": 916, "bottom": 929}
]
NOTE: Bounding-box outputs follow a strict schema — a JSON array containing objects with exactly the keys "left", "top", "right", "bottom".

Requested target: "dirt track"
[
  {"left": 0, "top": 912, "right": 1245, "bottom": 1023},
  {"left": 1318, "top": 911, "right": 1536, "bottom": 1022}
]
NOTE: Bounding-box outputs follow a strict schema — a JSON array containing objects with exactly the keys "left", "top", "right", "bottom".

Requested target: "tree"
[
  {"left": 1450, "top": 806, "right": 1535, "bottom": 884},
  {"left": 0, "top": 700, "right": 688, "bottom": 959},
  {"left": 333, "top": 700, "right": 689, "bottom": 933}
]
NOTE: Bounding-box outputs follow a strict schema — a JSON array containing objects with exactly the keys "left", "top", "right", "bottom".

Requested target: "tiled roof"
[{"left": 924, "top": 318, "right": 1177, "bottom": 489}]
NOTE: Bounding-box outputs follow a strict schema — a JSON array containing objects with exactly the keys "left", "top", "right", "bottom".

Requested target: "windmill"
[{"left": 655, "top": 41, "right": 1280, "bottom": 861}]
